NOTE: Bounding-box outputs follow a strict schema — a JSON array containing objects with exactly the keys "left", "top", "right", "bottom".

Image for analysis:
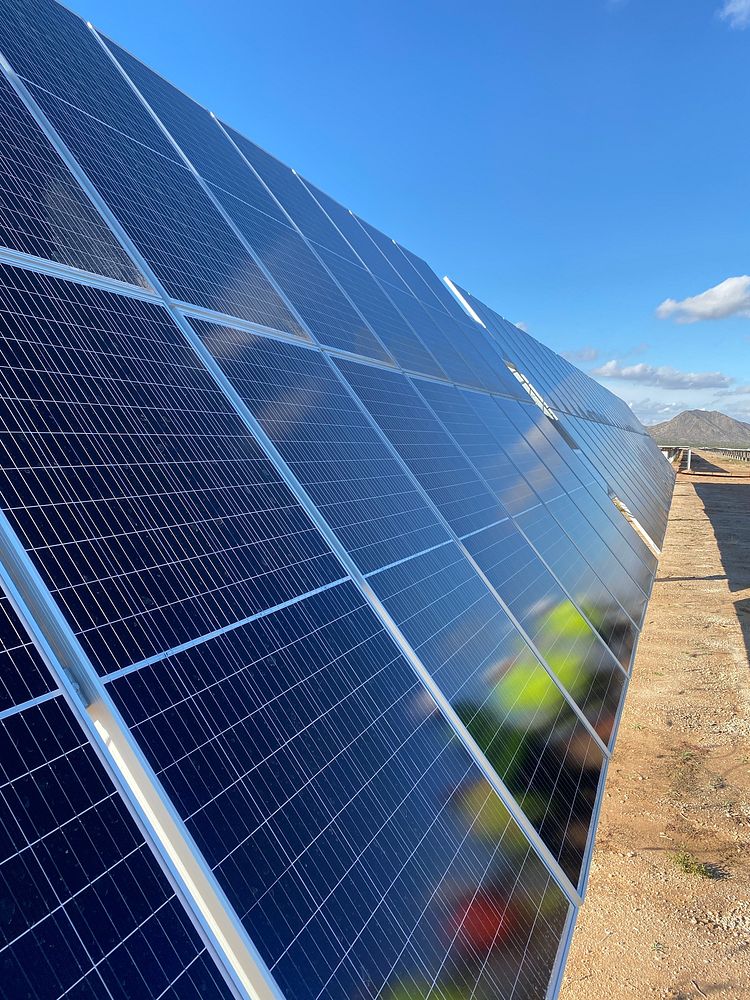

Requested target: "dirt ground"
[{"left": 561, "top": 452, "right": 750, "bottom": 1000}]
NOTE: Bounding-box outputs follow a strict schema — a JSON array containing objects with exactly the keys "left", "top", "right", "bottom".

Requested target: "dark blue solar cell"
[
  {"left": 0, "top": 595, "right": 55, "bottom": 712},
  {"left": 414, "top": 382, "right": 640, "bottom": 667},
  {"left": 99, "top": 42, "right": 393, "bottom": 362},
  {"left": 0, "top": 0, "right": 177, "bottom": 157},
  {"left": 301, "top": 185, "right": 405, "bottom": 288},
  {"left": 189, "top": 319, "right": 449, "bottom": 573},
  {"left": 334, "top": 359, "right": 507, "bottom": 536},
  {"left": 0, "top": 694, "right": 233, "bottom": 1000},
  {"left": 26, "top": 86, "right": 306, "bottom": 334},
  {"left": 201, "top": 189, "right": 391, "bottom": 359},
  {"left": 109, "top": 580, "right": 571, "bottom": 1000},
  {"left": 367, "top": 541, "right": 605, "bottom": 888},
  {"left": 312, "top": 245, "right": 446, "bottom": 374},
  {"left": 0, "top": 73, "right": 146, "bottom": 287},
  {"left": 461, "top": 518, "right": 626, "bottom": 747},
  {"left": 224, "top": 126, "right": 362, "bottom": 264},
  {"left": 383, "top": 284, "right": 480, "bottom": 386},
  {"left": 398, "top": 241, "right": 471, "bottom": 320},
  {"left": 0, "top": 264, "right": 342, "bottom": 674},
  {"left": 349, "top": 214, "right": 416, "bottom": 290}
]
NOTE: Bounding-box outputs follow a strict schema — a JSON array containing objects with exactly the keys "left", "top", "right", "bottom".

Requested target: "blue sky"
[{"left": 81, "top": 0, "right": 749, "bottom": 425}]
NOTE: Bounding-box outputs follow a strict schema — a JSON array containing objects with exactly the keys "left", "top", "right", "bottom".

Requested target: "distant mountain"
[{"left": 647, "top": 409, "right": 750, "bottom": 447}]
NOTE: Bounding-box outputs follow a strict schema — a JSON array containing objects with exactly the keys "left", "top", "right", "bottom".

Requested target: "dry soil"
[{"left": 561, "top": 451, "right": 750, "bottom": 1000}]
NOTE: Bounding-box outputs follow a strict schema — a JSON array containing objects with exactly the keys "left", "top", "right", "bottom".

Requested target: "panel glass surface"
[
  {"left": 300, "top": 186, "right": 405, "bottom": 288},
  {"left": 313, "top": 246, "right": 444, "bottom": 374},
  {"left": 0, "top": 595, "right": 232, "bottom": 1000},
  {"left": 0, "top": 72, "right": 146, "bottom": 287},
  {"left": 25, "top": 88, "right": 305, "bottom": 333},
  {"left": 499, "top": 402, "right": 651, "bottom": 621},
  {"left": 190, "top": 318, "right": 449, "bottom": 573},
  {"left": 0, "top": 265, "right": 342, "bottom": 675},
  {"left": 334, "top": 359, "right": 507, "bottom": 537},
  {"left": 223, "top": 128, "right": 361, "bottom": 264},
  {"left": 462, "top": 519, "right": 626, "bottom": 746},
  {"left": 188, "top": 319, "right": 603, "bottom": 884},
  {"left": 0, "top": 595, "right": 55, "bottom": 713},
  {"left": 109, "top": 580, "right": 571, "bottom": 1000},
  {"left": 368, "top": 542, "right": 604, "bottom": 887},
  {"left": 0, "top": 0, "right": 176, "bottom": 156},
  {"left": 101, "top": 41, "right": 394, "bottom": 362},
  {"left": 424, "top": 387, "right": 640, "bottom": 667}
]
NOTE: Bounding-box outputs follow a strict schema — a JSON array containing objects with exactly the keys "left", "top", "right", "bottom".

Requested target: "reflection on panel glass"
[
  {"left": 0, "top": 0, "right": 176, "bottom": 155},
  {"left": 192, "top": 318, "right": 602, "bottom": 884},
  {"left": 369, "top": 542, "right": 604, "bottom": 887},
  {"left": 0, "top": 73, "right": 146, "bottom": 287},
  {"left": 335, "top": 359, "right": 507, "bottom": 537},
  {"left": 101, "top": 40, "right": 395, "bottom": 363},
  {"left": 110, "top": 581, "right": 572, "bottom": 1000},
  {"left": 463, "top": 520, "right": 626, "bottom": 747},
  {"left": 26, "top": 87, "right": 306, "bottom": 333},
  {"left": 0, "top": 267, "right": 341, "bottom": 674},
  {"left": 191, "top": 318, "right": 449, "bottom": 573},
  {"left": 515, "top": 502, "right": 636, "bottom": 671}
]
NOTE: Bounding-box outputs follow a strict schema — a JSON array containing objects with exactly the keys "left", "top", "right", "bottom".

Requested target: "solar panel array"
[{"left": 0, "top": 2, "right": 674, "bottom": 998}]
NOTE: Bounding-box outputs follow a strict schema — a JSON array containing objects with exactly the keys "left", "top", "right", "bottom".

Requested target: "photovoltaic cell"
[
  {"left": 109, "top": 580, "right": 571, "bottom": 1000},
  {"left": 398, "top": 244, "right": 470, "bottom": 321},
  {"left": 367, "top": 542, "right": 604, "bottom": 887},
  {"left": 501, "top": 403, "right": 657, "bottom": 590},
  {"left": 348, "top": 215, "right": 415, "bottom": 290},
  {"left": 0, "top": 596, "right": 232, "bottom": 1000},
  {"left": 0, "top": 265, "right": 342, "bottom": 675},
  {"left": 224, "top": 128, "right": 361, "bottom": 265},
  {"left": 312, "top": 246, "right": 444, "bottom": 373},
  {"left": 0, "top": 4, "right": 676, "bottom": 998},
  {"left": 0, "top": 0, "right": 177, "bottom": 157},
  {"left": 0, "top": 72, "right": 147, "bottom": 287},
  {"left": 100, "top": 41, "right": 393, "bottom": 362},
  {"left": 0, "top": 595, "right": 55, "bottom": 712},
  {"left": 190, "top": 317, "right": 604, "bottom": 884},
  {"left": 189, "top": 318, "right": 449, "bottom": 573},
  {"left": 461, "top": 519, "right": 626, "bottom": 746},
  {"left": 24, "top": 89, "right": 306, "bottom": 334},
  {"left": 383, "top": 285, "right": 481, "bottom": 387},
  {"left": 414, "top": 382, "right": 639, "bottom": 667},
  {"left": 335, "top": 359, "right": 507, "bottom": 537},
  {"left": 300, "top": 186, "right": 405, "bottom": 289}
]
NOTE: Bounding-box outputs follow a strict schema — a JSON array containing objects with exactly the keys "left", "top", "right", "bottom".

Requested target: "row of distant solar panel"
[{"left": 0, "top": 2, "right": 674, "bottom": 999}]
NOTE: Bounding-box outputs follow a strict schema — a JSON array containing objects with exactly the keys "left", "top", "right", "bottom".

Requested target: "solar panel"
[
  {"left": 188, "top": 320, "right": 449, "bottom": 573},
  {"left": 0, "top": 73, "right": 147, "bottom": 287},
  {"left": 0, "top": 599, "right": 234, "bottom": 1000},
  {"left": 23, "top": 89, "right": 306, "bottom": 334},
  {"left": 0, "top": 1, "right": 675, "bottom": 997},
  {"left": 108, "top": 581, "right": 573, "bottom": 1000},
  {"left": 99, "top": 40, "right": 395, "bottom": 364},
  {"left": 0, "top": 265, "right": 342, "bottom": 674},
  {"left": 186, "top": 318, "right": 605, "bottom": 887},
  {"left": 413, "top": 382, "right": 641, "bottom": 664}
]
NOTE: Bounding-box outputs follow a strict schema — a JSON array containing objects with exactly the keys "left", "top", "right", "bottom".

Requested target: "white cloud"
[
  {"left": 718, "top": 0, "right": 750, "bottom": 29},
  {"left": 656, "top": 275, "right": 750, "bottom": 323},
  {"left": 591, "top": 360, "right": 732, "bottom": 390},
  {"left": 628, "top": 398, "right": 693, "bottom": 425},
  {"left": 514, "top": 321, "right": 529, "bottom": 333},
  {"left": 562, "top": 346, "right": 600, "bottom": 363}
]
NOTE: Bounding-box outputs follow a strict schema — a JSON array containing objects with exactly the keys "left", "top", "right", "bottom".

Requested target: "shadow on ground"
[{"left": 692, "top": 454, "right": 750, "bottom": 672}]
